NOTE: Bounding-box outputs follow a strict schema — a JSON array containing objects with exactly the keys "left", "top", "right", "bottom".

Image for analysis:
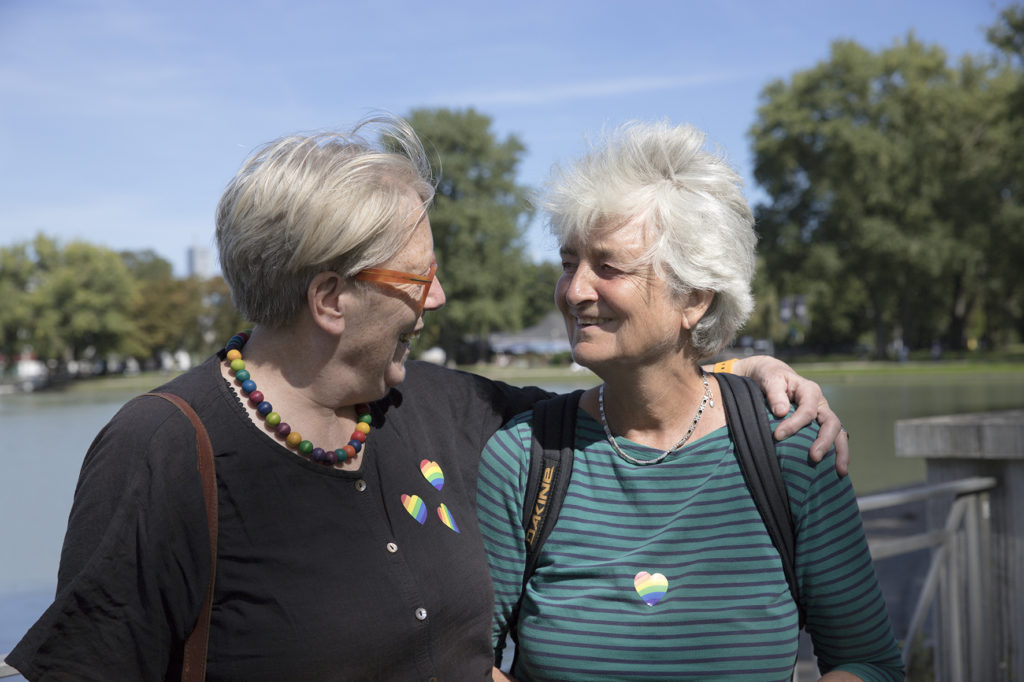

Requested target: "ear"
[
  {"left": 680, "top": 290, "right": 714, "bottom": 331},
  {"left": 307, "top": 271, "right": 348, "bottom": 335}
]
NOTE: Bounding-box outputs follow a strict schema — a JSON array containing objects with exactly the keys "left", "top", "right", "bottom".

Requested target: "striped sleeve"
[
  {"left": 476, "top": 412, "right": 533, "bottom": 658},
  {"left": 776, "top": 422, "right": 905, "bottom": 681}
]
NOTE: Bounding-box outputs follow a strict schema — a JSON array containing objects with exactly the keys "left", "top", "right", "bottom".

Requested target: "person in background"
[
  {"left": 478, "top": 122, "right": 901, "bottom": 681},
  {"left": 6, "top": 115, "right": 851, "bottom": 681}
]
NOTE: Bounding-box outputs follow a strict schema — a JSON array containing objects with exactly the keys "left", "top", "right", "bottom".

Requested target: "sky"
[{"left": 0, "top": 0, "right": 1012, "bottom": 275}]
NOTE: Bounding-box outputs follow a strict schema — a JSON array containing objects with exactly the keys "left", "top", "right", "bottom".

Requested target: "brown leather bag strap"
[{"left": 144, "top": 392, "right": 218, "bottom": 682}]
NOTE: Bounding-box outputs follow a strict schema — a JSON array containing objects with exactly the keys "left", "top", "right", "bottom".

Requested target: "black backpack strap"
[
  {"left": 523, "top": 390, "right": 583, "bottom": 568},
  {"left": 498, "top": 389, "right": 582, "bottom": 664},
  {"left": 715, "top": 373, "right": 805, "bottom": 628}
]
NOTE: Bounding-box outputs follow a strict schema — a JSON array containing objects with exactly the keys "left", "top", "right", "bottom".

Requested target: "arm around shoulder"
[{"left": 720, "top": 355, "right": 849, "bottom": 474}]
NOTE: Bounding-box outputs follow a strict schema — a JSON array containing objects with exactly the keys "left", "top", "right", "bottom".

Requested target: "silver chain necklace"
[{"left": 598, "top": 372, "right": 714, "bottom": 466}]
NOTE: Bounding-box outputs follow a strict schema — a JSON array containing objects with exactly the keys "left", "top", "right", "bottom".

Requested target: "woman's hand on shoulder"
[
  {"left": 722, "top": 355, "right": 850, "bottom": 476},
  {"left": 492, "top": 666, "right": 517, "bottom": 681}
]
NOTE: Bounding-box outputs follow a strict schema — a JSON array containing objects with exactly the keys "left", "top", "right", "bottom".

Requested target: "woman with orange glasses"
[
  {"left": 7, "top": 115, "right": 849, "bottom": 681},
  {"left": 356, "top": 260, "right": 437, "bottom": 315}
]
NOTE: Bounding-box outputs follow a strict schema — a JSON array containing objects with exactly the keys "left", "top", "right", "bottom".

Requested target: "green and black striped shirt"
[{"left": 477, "top": 403, "right": 903, "bottom": 681}]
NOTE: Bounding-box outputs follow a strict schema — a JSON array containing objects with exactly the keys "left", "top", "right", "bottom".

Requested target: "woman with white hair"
[{"left": 478, "top": 122, "right": 902, "bottom": 680}]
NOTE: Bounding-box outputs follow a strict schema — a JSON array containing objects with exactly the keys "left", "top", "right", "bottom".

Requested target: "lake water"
[{"left": 3, "top": 369, "right": 1023, "bottom": 665}]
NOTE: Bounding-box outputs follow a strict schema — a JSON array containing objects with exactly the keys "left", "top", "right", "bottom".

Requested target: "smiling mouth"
[{"left": 575, "top": 316, "right": 611, "bottom": 327}]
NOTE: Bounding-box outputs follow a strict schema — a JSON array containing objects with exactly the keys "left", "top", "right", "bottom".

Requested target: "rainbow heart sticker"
[
  {"left": 634, "top": 571, "right": 668, "bottom": 606},
  {"left": 436, "top": 503, "right": 460, "bottom": 533},
  {"left": 401, "top": 494, "right": 427, "bottom": 524},
  {"left": 420, "top": 459, "right": 445, "bottom": 490}
]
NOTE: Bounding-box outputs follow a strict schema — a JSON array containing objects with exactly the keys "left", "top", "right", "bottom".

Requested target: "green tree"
[
  {"left": 521, "top": 260, "right": 563, "bottom": 328},
  {"left": 983, "top": 3, "right": 1024, "bottom": 347},
  {"left": 0, "top": 236, "right": 252, "bottom": 372},
  {"left": 750, "top": 33, "right": 1022, "bottom": 355},
  {"left": 744, "top": 256, "right": 788, "bottom": 347},
  {"left": 120, "top": 250, "right": 250, "bottom": 362},
  {"left": 0, "top": 241, "right": 38, "bottom": 366},
  {"left": 191, "top": 276, "right": 250, "bottom": 358},
  {"left": 31, "top": 239, "right": 139, "bottom": 363},
  {"left": 404, "top": 108, "right": 535, "bottom": 362},
  {"left": 988, "top": 3, "right": 1024, "bottom": 59},
  {"left": 120, "top": 249, "right": 203, "bottom": 362},
  {"left": 121, "top": 249, "right": 174, "bottom": 282}
]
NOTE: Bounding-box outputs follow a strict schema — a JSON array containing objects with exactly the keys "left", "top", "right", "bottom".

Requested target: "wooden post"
[{"left": 895, "top": 409, "right": 1024, "bottom": 682}]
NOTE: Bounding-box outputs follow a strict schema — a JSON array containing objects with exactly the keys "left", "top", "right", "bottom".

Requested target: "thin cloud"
[{"left": 426, "top": 72, "right": 751, "bottom": 107}]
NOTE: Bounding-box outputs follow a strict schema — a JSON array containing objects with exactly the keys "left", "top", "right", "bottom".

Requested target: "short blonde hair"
[
  {"left": 544, "top": 121, "right": 756, "bottom": 357},
  {"left": 216, "top": 114, "right": 434, "bottom": 326}
]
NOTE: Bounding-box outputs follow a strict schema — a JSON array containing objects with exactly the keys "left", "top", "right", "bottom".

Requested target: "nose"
[
  {"left": 424, "top": 272, "right": 446, "bottom": 311},
  {"left": 561, "top": 264, "right": 597, "bottom": 307}
]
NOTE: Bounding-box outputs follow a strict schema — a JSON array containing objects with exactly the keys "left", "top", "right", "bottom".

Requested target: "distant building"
[
  {"left": 489, "top": 310, "right": 572, "bottom": 356},
  {"left": 187, "top": 245, "right": 214, "bottom": 279}
]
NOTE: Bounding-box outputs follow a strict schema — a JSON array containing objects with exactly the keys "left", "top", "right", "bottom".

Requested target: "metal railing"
[
  {"left": 858, "top": 475, "right": 997, "bottom": 681},
  {"left": 3, "top": 476, "right": 998, "bottom": 681}
]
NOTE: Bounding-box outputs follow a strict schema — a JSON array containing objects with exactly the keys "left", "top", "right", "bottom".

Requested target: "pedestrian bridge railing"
[{"left": 859, "top": 475, "right": 997, "bottom": 681}]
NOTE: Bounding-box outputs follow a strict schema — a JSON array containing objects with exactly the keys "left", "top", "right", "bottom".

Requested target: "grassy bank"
[
  {"left": 52, "top": 370, "right": 186, "bottom": 395},
  {"left": 463, "top": 358, "right": 1024, "bottom": 389},
  {"left": 26, "top": 357, "right": 1024, "bottom": 398}
]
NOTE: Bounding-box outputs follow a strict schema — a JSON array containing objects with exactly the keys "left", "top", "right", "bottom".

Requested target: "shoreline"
[{"left": 3, "top": 356, "right": 1023, "bottom": 398}]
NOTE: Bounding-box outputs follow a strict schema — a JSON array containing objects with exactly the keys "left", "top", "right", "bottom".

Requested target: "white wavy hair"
[
  {"left": 543, "top": 121, "right": 756, "bottom": 357},
  {"left": 216, "top": 114, "right": 434, "bottom": 326}
]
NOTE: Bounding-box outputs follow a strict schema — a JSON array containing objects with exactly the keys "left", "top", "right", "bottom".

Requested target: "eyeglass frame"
[{"left": 354, "top": 261, "right": 437, "bottom": 313}]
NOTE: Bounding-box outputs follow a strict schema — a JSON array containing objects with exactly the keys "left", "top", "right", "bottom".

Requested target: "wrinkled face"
[
  {"left": 349, "top": 200, "right": 445, "bottom": 395},
  {"left": 555, "top": 219, "right": 687, "bottom": 375}
]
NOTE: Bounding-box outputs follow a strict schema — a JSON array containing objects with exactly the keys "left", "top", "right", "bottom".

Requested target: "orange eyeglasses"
[{"left": 354, "top": 261, "right": 437, "bottom": 314}]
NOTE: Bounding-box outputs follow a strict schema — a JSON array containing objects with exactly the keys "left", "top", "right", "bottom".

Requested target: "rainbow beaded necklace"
[{"left": 224, "top": 331, "right": 372, "bottom": 466}]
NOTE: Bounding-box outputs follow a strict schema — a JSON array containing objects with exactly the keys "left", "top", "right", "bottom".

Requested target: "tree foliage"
[
  {"left": 0, "top": 235, "right": 248, "bottom": 376},
  {"left": 8, "top": 21, "right": 1023, "bottom": 378},
  {"left": 404, "top": 108, "right": 536, "bottom": 362},
  {"left": 0, "top": 241, "right": 38, "bottom": 363},
  {"left": 1, "top": 109, "right": 547, "bottom": 375},
  {"left": 521, "top": 260, "right": 563, "bottom": 327},
  {"left": 985, "top": 3, "right": 1024, "bottom": 346},
  {"left": 120, "top": 249, "right": 198, "bottom": 359},
  {"left": 30, "top": 237, "right": 139, "bottom": 361},
  {"left": 750, "top": 26, "right": 1023, "bottom": 355},
  {"left": 988, "top": 3, "right": 1024, "bottom": 62}
]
